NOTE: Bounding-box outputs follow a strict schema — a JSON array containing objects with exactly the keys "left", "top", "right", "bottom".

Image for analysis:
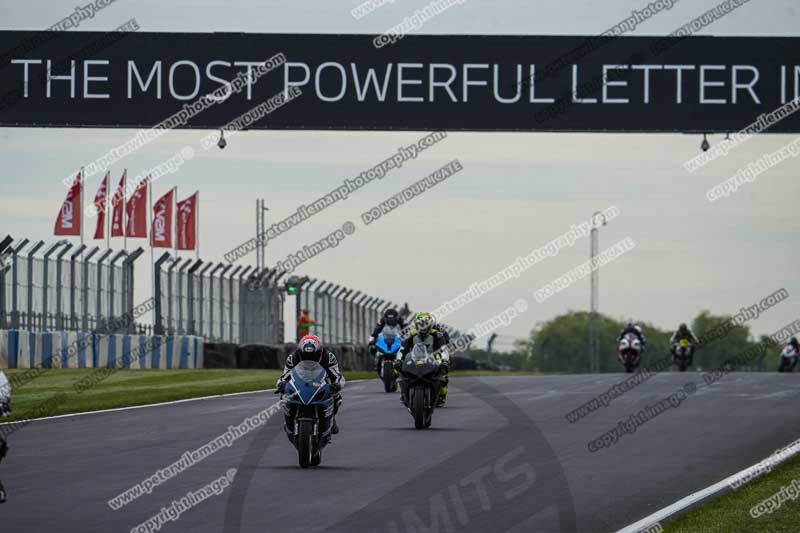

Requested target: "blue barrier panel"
[
  {"left": 41, "top": 332, "right": 53, "bottom": 369},
  {"left": 8, "top": 330, "right": 19, "bottom": 368}
]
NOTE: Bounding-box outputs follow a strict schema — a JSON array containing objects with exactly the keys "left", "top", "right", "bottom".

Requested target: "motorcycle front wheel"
[
  {"left": 383, "top": 361, "right": 394, "bottom": 393},
  {"left": 412, "top": 388, "right": 427, "bottom": 429},
  {"left": 297, "top": 420, "right": 314, "bottom": 468}
]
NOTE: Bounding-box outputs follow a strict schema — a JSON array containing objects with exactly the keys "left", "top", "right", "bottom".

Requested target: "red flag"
[
  {"left": 151, "top": 189, "right": 174, "bottom": 248},
  {"left": 125, "top": 178, "right": 148, "bottom": 238},
  {"left": 54, "top": 172, "right": 81, "bottom": 236},
  {"left": 110, "top": 172, "right": 126, "bottom": 238},
  {"left": 176, "top": 192, "right": 197, "bottom": 250},
  {"left": 93, "top": 172, "right": 108, "bottom": 239}
]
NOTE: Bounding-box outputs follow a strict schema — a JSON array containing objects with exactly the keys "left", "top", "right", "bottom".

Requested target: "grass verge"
[
  {"left": 663, "top": 453, "right": 800, "bottom": 533},
  {"left": 0, "top": 368, "right": 538, "bottom": 424}
]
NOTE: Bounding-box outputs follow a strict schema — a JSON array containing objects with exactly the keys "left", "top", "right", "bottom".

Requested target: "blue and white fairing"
[{"left": 286, "top": 361, "right": 333, "bottom": 406}]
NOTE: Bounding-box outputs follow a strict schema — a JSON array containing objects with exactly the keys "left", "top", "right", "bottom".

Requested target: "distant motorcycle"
[
  {"left": 398, "top": 344, "right": 446, "bottom": 429},
  {"left": 617, "top": 333, "right": 643, "bottom": 373},
  {"left": 375, "top": 325, "right": 402, "bottom": 393},
  {"left": 778, "top": 344, "right": 798, "bottom": 373},
  {"left": 673, "top": 338, "right": 693, "bottom": 372},
  {"left": 281, "top": 360, "right": 335, "bottom": 468}
]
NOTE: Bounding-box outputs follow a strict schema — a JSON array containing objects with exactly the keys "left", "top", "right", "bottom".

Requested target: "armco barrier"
[{"left": 0, "top": 329, "right": 203, "bottom": 369}]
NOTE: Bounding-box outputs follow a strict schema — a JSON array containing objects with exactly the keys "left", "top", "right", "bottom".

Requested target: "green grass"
[
  {"left": 3, "top": 369, "right": 285, "bottom": 423},
  {"left": 0, "top": 368, "right": 540, "bottom": 424},
  {"left": 663, "top": 454, "right": 800, "bottom": 533}
]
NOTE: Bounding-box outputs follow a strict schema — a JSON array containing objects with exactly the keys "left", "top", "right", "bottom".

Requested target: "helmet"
[
  {"left": 298, "top": 335, "right": 322, "bottom": 361},
  {"left": 790, "top": 337, "right": 799, "bottom": 346},
  {"left": 626, "top": 322, "right": 634, "bottom": 330},
  {"left": 413, "top": 312, "right": 433, "bottom": 335},
  {"left": 679, "top": 323, "right": 688, "bottom": 331},
  {"left": 383, "top": 308, "right": 399, "bottom": 327}
]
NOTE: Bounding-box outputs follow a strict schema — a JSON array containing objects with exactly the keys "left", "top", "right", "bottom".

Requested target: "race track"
[{"left": 2, "top": 373, "right": 800, "bottom": 533}]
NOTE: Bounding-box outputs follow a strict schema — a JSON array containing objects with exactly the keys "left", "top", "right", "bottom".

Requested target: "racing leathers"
[{"left": 397, "top": 327, "right": 450, "bottom": 407}]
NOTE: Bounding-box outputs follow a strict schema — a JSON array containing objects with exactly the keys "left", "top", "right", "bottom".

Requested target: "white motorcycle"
[
  {"left": 778, "top": 344, "right": 798, "bottom": 373},
  {"left": 617, "top": 333, "right": 643, "bottom": 373}
]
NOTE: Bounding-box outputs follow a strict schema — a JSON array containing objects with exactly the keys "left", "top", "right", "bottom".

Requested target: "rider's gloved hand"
[
  {"left": 330, "top": 382, "right": 342, "bottom": 394},
  {"left": 275, "top": 382, "right": 287, "bottom": 394}
]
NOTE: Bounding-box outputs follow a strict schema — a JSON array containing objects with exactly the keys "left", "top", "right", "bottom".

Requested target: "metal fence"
[
  {"left": 153, "top": 253, "right": 286, "bottom": 344},
  {"left": 0, "top": 235, "right": 147, "bottom": 334},
  {"left": 295, "top": 279, "right": 409, "bottom": 344},
  {"left": 151, "top": 259, "right": 462, "bottom": 345},
  {"left": 1, "top": 235, "right": 462, "bottom": 346}
]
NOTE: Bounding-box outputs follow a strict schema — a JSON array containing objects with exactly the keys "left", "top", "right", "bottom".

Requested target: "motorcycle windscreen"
[
  {"left": 290, "top": 361, "right": 328, "bottom": 404},
  {"left": 410, "top": 344, "right": 435, "bottom": 363}
]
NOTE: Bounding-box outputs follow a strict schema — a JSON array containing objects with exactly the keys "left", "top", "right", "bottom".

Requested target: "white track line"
[
  {"left": 616, "top": 436, "right": 800, "bottom": 533},
  {"left": 0, "top": 379, "right": 369, "bottom": 427}
]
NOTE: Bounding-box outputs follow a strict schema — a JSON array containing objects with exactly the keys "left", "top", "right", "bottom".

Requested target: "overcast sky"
[{"left": 1, "top": 0, "right": 798, "bottom": 349}]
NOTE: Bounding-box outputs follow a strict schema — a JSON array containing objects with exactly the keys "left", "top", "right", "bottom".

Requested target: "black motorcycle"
[{"left": 398, "top": 345, "right": 446, "bottom": 429}]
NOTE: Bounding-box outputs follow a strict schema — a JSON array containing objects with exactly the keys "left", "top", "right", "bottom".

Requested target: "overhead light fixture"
[{"left": 700, "top": 133, "right": 710, "bottom": 152}]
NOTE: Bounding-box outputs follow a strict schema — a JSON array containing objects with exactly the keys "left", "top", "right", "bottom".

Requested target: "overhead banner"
[{"left": 0, "top": 31, "right": 798, "bottom": 132}]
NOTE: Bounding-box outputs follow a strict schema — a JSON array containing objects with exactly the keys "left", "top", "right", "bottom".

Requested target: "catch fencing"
[
  {"left": 152, "top": 257, "right": 441, "bottom": 345},
  {"left": 0, "top": 235, "right": 146, "bottom": 334},
  {"left": 1, "top": 235, "right": 463, "bottom": 347}
]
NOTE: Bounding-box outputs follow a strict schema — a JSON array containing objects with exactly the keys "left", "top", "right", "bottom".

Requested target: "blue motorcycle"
[
  {"left": 374, "top": 326, "right": 402, "bottom": 393},
  {"left": 282, "top": 360, "right": 335, "bottom": 468}
]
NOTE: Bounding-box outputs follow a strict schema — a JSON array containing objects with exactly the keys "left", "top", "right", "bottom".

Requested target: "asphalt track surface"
[{"left": 2, "top": 373, "right": 800, "bottom": 532}]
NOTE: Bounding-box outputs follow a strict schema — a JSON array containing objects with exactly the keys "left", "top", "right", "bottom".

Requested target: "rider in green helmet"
[{"left": 397, "top": 312, "right": 451, "bottom": 407}]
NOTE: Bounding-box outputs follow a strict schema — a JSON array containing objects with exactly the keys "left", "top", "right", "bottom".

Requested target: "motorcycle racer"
[
  {"left": 396, "top": 312, "right": 450, "bottom": 407},
  {"left": 617, "top": 322, "right": 646, "bottom": 349},
  {"left": 277, "top": 335, "right": 344, "bottom": 434}
]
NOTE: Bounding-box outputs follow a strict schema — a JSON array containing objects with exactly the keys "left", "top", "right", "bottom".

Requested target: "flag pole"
[
  {"left": 195, "top": 191, "right": 199, "bottom": 260},
  {"left": 79, "top": 167, "right": 84, "bottom": 248},
  {"left": 123, "top": 168, "right": 128, "bottom": 252},
  {"left": 149, "top": 181, "right": 155, "bottom": 304},
  {"left": 173, "top": 186, "right": 178, "bottom": 259},
  {"left": 105, "top": 171, "right": 110, "bottom": 251}
]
